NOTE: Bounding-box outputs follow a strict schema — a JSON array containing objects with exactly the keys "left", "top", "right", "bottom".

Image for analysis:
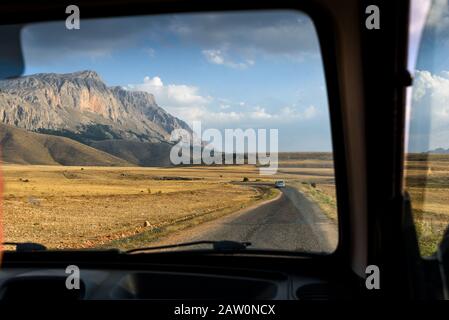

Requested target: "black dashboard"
[{"left": 0, "top": 251, "right": 353, "bottom": 300}]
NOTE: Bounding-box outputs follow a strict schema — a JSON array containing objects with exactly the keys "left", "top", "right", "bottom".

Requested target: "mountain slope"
[
  {"left": 90, "top": 140, "right": 174, "bottom": 167},
  {"left": 0, "top": 70, "right": 191, "bottom": 144},
  {"left": 0, "top": 123, "right": 132, "bottom": 166}
]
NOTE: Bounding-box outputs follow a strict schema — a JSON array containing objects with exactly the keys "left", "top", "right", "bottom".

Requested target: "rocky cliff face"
[{"left": 0, "top": 70, "right": 190, "bottom": 143}]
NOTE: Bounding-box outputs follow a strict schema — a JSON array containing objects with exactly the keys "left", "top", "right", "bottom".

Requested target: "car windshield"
[{"left": 0, "top": 10, "right": 338, "bottom": 254}]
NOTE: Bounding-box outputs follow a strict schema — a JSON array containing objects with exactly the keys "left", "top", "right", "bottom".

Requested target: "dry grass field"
[
  {"left": 281, "top": 153, "right": 449, "bottom": 257},
  {"left": 405, "top": 154, "right": 449, "bottom": 256},
  {"left": 2, "top": 164, "right": 278, "bottom": 249},
  {"left": 1, "top": 153, "right": 341, "bottom": 250}
]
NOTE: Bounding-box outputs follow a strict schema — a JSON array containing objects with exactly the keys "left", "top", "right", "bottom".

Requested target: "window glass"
[
  {"left": 406, "top": 0, "right": 449, "bottom": 256},
  {"left": 0, "top": 11, "right": 337, "bottom": 253}
]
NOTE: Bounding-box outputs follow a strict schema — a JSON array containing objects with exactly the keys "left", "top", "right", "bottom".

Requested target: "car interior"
[{"left": 0, "top": 0, "right": 448, "bottom": 307}]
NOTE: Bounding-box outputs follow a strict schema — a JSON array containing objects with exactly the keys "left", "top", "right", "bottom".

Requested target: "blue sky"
[{"left": 20, "top": 10, "right": 331, "bottom": 152}]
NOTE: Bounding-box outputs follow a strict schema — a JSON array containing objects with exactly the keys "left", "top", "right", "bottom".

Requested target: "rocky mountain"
[{"left": 0, "top": 70, "right": 190, "bottom": 144}]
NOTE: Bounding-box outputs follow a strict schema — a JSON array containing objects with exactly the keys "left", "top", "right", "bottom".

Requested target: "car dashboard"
[{"left": 0, "top": 251, "right": 352, "bottom": 301}]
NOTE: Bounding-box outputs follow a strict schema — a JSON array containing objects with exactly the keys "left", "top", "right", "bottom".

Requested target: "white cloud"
[
  {"left": 127, "top": 76, "right": 211, "bottom": 122},
  {"left": 413, "top": 70, "right": 449, "bottom": 117},
  {"left": 410, "top": 70, "right": 449, "bottom": 150},
  {"left": 250, "top": 106, "right": 273, "bottom": 119},
  {"left": 127, "top": 76, "right": 320, "bottom": 129},
  {"left": 144, "top": 76, "right": 163, "bottom": 87},
  {"left": 207, "top": 111, "right": 244, "bottom": 122},
  {"left": 206, "top": 104, "right": 318, "bottom": 125},
  {"left": 202, "top": 49, "right": 255, "bottom": 69},
  {"left": 202, "top": 49, "right": 225, "bottom": 65},
  {"left": 303, "top": 105, "right": 317, "bottom": 119},
  {"left": 144, "top": 47, "right": 156, "bottom": 57},
  {"left": 250, "top": 105, "right": 317, "bottom": 120}
]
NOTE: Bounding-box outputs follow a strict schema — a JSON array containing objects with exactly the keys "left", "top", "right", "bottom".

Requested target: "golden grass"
[
  {"left": 404, "top": 156, "right": 449, "bottom": 256},
  {"left": 282, "top": 154, "right": 449, "bottom": 257},
  {"left": 2, "top": 165, "right": 275, "bottom": 249}
]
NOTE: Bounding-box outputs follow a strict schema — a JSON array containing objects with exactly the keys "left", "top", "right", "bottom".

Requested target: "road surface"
[{"left": 155, "top": 185, "right": 338, "bottom": 253}]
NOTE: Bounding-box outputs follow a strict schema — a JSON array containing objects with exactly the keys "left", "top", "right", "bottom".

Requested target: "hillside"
[
  {"left": 0, "top": 123, "right": 132, "bottom": 166},
  {"left": 90, "top": 140, "right": 175, "bottom": 167}
]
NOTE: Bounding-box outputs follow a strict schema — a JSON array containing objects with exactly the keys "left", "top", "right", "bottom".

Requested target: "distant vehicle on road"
[{"left": 275, "top": 180, "right": 285, "bottom": 188}]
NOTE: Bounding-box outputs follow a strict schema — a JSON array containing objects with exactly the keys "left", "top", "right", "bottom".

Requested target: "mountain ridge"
[{"left": 0, "top": 70, "right": 190, "bottom": 144}]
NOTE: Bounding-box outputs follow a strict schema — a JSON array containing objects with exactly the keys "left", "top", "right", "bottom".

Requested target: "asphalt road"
[{"left": 159, "top": 186, "right": 338, "bottom": 253}]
